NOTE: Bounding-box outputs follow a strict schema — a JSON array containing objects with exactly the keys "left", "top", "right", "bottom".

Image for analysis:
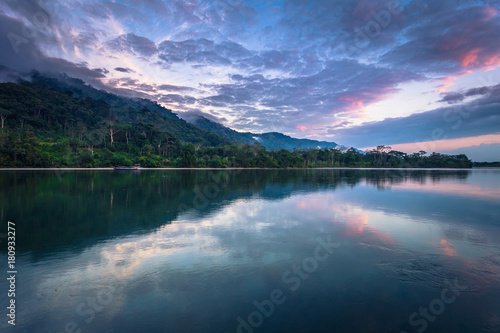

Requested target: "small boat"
[{"left": 114, "top": 164, "right": 141, "bottom": 171}]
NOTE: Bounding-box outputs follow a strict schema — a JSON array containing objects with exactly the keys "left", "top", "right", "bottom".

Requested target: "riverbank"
[{"left": 0, "top": 167, "right": 487, "bottom": 171}]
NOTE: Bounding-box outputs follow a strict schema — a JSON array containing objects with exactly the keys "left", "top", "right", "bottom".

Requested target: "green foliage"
[
  {"left": 110, "top": 154, "right": 133, "bottom": 167},
  {"left": 180, "top": 143, "right": 196, "bottom": 167},
  {"left": 473, "top": 161, "right": 500, "bottom": 167},
  {"left": 0, "top": 80, "right": 474, "bottom": 169},
  {"left": 23, "top": 74, "right": 231, "bottom": 147}
]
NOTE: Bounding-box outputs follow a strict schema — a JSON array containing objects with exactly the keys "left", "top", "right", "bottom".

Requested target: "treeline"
[
  {"left": 191, "top": 144, "right": 473, "bottom": 168},
  {"left": 0, "top": 80, "right": 473, "bottom": 168},
  {"left": 473, "top": 161, "right": 500, "bottom": 167},
  {"left": 0, "top": 129, "right": 473, "bottom": 168}
]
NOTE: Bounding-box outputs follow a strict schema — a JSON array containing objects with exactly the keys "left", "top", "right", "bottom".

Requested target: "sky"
[{"left": 0, "top": 0, "right": 499, "bottom": 161}]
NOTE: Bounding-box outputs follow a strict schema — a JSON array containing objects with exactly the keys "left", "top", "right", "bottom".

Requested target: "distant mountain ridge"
[
  {"left": 3, "top": 69, "right": 341, "bottom": 150},
  {"left": 187, "top": 115, "right": 339, "bottom": 150}
]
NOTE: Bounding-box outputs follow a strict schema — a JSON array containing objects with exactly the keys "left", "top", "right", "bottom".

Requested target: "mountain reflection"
[
  {"left": 1, "top": 169, "right": 500, "bottom": 333},
  {"left": 0, "top": 168, "right": 489, "bottom": 256}
]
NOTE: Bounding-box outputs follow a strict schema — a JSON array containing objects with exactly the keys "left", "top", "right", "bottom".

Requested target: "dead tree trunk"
[
  {"left": 0, "top": 114, "right": 6, "bottom": 130},
  {"left": 109, "top": 127, "right": 121, "bottom": 146}
]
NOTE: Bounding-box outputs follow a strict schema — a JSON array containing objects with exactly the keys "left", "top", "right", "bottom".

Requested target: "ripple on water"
[{"left": 375, "top": 255, "right": 500, "bottom": 293}]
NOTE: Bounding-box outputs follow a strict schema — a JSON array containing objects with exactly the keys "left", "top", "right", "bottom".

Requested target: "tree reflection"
[{"left": 0, "top": 169, "right": 471, "bottom": 256}]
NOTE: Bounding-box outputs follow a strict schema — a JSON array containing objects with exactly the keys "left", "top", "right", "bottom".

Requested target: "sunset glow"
[{"left": 0, "top": 0, "right": 499, "bottom": 160}]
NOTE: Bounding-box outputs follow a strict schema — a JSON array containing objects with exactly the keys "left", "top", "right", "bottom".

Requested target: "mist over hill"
[
  {"left": 183, "top": 113, "right": 339, "bottom": 150},
  {"left": 0, "top": 69, "right": 473, "bottom": 168},
  {"left": 2, "top": 69, "right": 341, "bottom": 151}
]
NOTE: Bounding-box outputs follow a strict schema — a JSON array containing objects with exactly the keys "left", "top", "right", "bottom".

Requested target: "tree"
[
  {"left": 123, "top": 124, "right": 131, "bottom": 144},
  {"left": 376, "top": 145, "right": 392, "bottom": 153},
  {"left": 106, "top": 121, "right": 121, "bottom": 146},
  {"left": 110, "top": 154, "right": 132, "bottom": 166},
  {"left": 180, "top": 143, "right": 196, "bottom": 167},
  {"left": 142, "top": 144, "right": 154, "bottom": 156},
  {"left": 0, "top": 108, "right": 9, "bottom": 130},
  {"left": 75, "top": 121, "right": 87, "bottom": 142}
]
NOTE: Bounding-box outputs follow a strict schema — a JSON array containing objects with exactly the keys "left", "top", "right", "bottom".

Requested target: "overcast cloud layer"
[{"left": 0, "top": 0, "right": 499, "bottom": 160}]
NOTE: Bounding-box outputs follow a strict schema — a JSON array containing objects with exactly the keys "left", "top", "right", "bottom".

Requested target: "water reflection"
[
  {"left": 0, "top": 169, "right": 482, "bottom": 254},
  {"left": 0, "top": 169, "right": 499, "bottom": 333}
]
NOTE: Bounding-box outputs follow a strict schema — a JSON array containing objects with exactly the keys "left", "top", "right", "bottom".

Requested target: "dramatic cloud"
[
  {"left": 331, "top": 89, "right": 500, "bottom": 149},
  {"left": 106, "top": 34, "right": 158, "bottom": 57},
  {"left": 0, "top": 0, "right": 499, "bottom": 159},
  {"left": 157, "top": 39, "right": 251, "bottom": 66},
  {"left": 157, "top": 84, "right": 197, "bottom": 93},
  {"left": 0, "top": 13, "right": 107, "bottom": 87},
  {"left": 381, "top": 4, "right": 500, "bottom": 72}
]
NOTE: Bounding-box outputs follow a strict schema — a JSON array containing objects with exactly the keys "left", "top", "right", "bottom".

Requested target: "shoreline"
[{"left": 0, "top": 167, "right": 493, "bottom": 171}]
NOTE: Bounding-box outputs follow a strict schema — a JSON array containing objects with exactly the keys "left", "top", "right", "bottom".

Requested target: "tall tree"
[
  {"left": 0, "top": 108, "right": 9, "bottom": 130},
  {"left": 180, "top": 143, "right": 196, "bottom": 167},
  {"left": 106, "top": 121, "right": 121, "bottom": 146}
]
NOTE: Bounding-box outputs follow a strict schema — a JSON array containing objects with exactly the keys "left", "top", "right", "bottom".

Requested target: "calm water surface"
[{"left": 1, "top": 169, "right": 500, "bottom": 333}]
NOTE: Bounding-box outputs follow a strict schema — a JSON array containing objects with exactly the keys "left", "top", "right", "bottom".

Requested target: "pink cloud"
[
  {"left": 460, "top": 48, "right": 482, "bottom": 68},
  {"left": 484, "top": 54, "right": 500, "bottom": 71},
  {"left": 482, "top": 6, "right": 499, "bottom": 21},
  {"left": 362, "top": 134, "right": 500, "bottom": 153},
  {"left": 339, "top": 96, "right": 365, "bottom": 108}
]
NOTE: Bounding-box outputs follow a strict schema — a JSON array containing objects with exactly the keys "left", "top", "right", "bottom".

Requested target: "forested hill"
[
  {"left": 29, "top": 73, "right": 341, "bottom": 151},
  {"left": 27, "top": 72, "right": 180, "bottom": 120},
  {"left": 0, "top": 78, "right": 229, "bottom": 147},
  {"left": 0, "top": 74, "right": 474, "bottom": 168},
  {"left": 189, "top": 115, "right": 339, "bottom": 150}
]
